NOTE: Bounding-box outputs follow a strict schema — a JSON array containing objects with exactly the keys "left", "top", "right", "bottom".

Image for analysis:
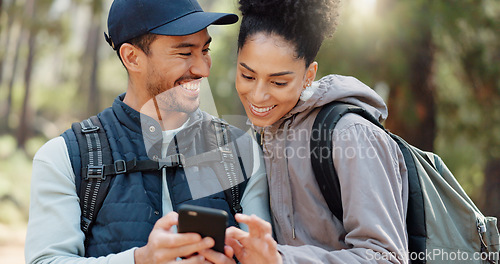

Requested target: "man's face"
[{"left": 145, "top": 29, "right": 212, "bottom": 114}]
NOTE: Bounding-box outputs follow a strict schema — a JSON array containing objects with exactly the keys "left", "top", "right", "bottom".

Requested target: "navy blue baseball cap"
[{"left": 104, "top": 0, "right": 239, "bottom": 50}]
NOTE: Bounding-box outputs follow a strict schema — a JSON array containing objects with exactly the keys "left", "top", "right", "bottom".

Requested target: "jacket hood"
[{"left": 288, "top": 74, "right": 388, "bottom": 122}]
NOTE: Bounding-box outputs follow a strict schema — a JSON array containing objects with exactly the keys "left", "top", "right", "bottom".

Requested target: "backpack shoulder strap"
[
  {"left": 310, "top": 102, "right": 385, "bottom": 222},
  {"left": 70, "top": 116, "right": 195, "bottom": 242},
  {"left": 72, "top": 116, "right": 113, "bottom": 241},
  {"left": 311, "top": 103, "right": 429, "bottom": 260}
]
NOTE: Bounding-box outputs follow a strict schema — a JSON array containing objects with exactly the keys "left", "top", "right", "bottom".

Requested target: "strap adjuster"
[
  {"left": 85, "top": 165, "right": 106, "bottom": 180},
  {"left": 159, "top": 154, "right": 185, "bottom": 169},
  {"left": 81, "top": 126, "right": 99, "bottom": 133},
  {"left": 114, "top": 160, "right": 127, "bottom": 174}
]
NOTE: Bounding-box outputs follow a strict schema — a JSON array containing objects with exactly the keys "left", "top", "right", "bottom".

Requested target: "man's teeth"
[
  {"left": 251, "top": 104, "right": 275, "bottom": 113},
  {"left": 181, "top": 82, "right": 200, "bottom": 91}
]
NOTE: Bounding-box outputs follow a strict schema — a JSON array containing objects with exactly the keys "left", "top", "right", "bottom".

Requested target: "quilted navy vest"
[{"left": 61, "top": 94, "right": 250, "bottom": 257}]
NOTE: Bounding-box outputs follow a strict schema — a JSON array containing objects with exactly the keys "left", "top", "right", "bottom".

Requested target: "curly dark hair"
[{"left": 238, "top": 0, "right": 340, "bottom": 67}]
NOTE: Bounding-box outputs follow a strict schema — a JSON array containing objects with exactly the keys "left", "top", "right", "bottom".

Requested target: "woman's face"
[{"left": 236, "top": 33, "right": 317, "bottom": 127}]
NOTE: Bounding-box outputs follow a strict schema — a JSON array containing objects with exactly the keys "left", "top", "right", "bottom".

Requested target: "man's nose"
[{"left": 190, "top": 54, "right": 211, "bottom": 77}]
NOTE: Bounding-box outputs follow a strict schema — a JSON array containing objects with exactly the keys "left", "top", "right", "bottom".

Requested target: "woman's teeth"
[{"left": 251, "top": 104, "right": 276, "bottom": 113}]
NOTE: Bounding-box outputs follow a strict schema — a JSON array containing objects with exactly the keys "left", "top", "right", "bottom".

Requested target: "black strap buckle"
[
  {"left": 81, "top": 126, "right": 100, "bottom": 133},
  {"left": 159, "top": 154, "right": 185, "bottom": 169},
  {"left": 85, "top": 165, "right": 106, "bottom": 180},
  {"left": 114, "top": 160, "right": 127, "bottom": 174}
]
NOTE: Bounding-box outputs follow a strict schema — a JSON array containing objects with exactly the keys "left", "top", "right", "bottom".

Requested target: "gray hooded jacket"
[{"left": 257, "top": 75, "right": 409, "bottom": 263}]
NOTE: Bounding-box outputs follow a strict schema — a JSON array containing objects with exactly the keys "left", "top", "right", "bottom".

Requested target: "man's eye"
[
  {"left": 203, "top": 48, "right": 211, "bottom": 53},
  {"left": 179, "top": 53, "right": 191, "bottom": 56}
]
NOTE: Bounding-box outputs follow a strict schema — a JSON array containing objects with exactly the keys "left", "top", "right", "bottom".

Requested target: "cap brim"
[{"left": 150, "top": 12, "right": 238, "bottom": 36}]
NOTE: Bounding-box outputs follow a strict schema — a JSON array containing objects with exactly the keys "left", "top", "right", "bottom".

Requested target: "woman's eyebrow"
[{"left": 239, "top": 62, "right": 294, "bottom": 76}]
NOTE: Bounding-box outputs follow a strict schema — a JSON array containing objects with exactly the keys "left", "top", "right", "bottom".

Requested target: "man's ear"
[
  {"left": 306, "top": 61, "right": 318, "bottom": 83},
  {"left": 120, "top": 43, "right": 144, "bottom": 73}
]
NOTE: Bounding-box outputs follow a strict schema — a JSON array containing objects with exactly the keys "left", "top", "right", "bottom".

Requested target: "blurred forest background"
[{"left": 0, "top": 0, "right": 499, "bottom": 262}]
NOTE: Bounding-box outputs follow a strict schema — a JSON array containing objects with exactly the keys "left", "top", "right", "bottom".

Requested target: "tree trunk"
[
  {"left": 0, "top": 0, "right": 18, "bottom": 86},
  {"left": 16, "top": 0, "right": 36, "bottom": 150},
  {"left": 5, "top": 24, "right": 24, "bottom": 133},
  {"left": 78, "top": 11, "right": 101, "bottom": 116},
  {"left": 408, "top": 30, "right": 436, "bottom": 151},
  {"left": 87, "top": 17, "right": 101, "bottom": 115},
  {"left": 385, "top": 30, "right": 436, "bottom": 152},
  {"left": 0, "top": 3, "right": 16, "bottom": 134}
]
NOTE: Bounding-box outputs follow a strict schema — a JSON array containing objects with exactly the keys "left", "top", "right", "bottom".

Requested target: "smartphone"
[{"left": 178, "top": 204, "right": 228, "bottom": 253}]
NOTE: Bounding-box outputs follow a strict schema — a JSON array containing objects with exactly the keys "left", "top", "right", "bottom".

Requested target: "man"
[{"left": 25, "top": 0, "right": 270, "bottom": 263}]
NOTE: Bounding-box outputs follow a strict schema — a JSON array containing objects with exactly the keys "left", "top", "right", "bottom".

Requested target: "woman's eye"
[
  {"left": 179, "top": 53, "right": 191, "bottom": 56},
  {"left": 202, "top": 48, "right": 211, "bottom": 53},
  {"left": 273, "top": 81, "right": 287, "bottom": 86},
  {"left": 241, "top": 74, "right": 254, "bottom": 80}
]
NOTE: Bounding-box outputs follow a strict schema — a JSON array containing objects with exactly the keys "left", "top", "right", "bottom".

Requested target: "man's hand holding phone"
[
  {"left": 134, "top": 209, "right": 236, "bottom": 264},
  {"left": 178, "top": 205, "right": 236, "bottom": 263}
]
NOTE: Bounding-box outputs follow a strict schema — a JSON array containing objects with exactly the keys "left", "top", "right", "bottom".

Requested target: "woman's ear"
[
  {"left": 119, "top": 43, "right": 144, "bottom": 73},
  {"left": 305, "top": 61, "right": 318, "bottom": 84}
]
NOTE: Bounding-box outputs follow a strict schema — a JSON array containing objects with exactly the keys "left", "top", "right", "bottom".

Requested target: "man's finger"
[
  {"left": 224, "top": 245, "right": 234, "bottom": 259},
  {"left": 154, "top": 237, "right": 214, "bottom": 261},
  {"left": 174, "top": 237, "right": 215, "bottom": 258},
  {"left": 178, "top": 254, "right": 205, "bottom": 264},
  {"left": 154, "top": 211, "right": 179, "bottom": 231},
  {"left": 198, "top": 249, "right": 235, "bottom": 264},
  {"left": 153, "top": 232, "right": 203, "bottom": 248}
]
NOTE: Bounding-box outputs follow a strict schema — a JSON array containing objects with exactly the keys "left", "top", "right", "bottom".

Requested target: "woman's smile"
[{"left": 249, "top": 103, "right": 277, "bottom": 117}]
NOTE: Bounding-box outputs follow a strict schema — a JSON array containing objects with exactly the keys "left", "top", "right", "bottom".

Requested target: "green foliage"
[
  {"left": 317, "top": 0, "right": 500, "bottom": 202},
  {"left": 0, "top": 135, "right": 33, "bottom": 224}
]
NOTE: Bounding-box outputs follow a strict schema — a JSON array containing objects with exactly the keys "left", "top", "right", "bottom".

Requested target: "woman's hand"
[{"left": 225, "top": 214, "right": 283, "bottom": 264}]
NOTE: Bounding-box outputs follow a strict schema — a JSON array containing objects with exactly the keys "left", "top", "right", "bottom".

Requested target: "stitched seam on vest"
[
  {"left": 101, "top": 202, "right": 152, "bottom": 206},
  {"left": 95, "top": 221, "right": 155, "bottom": 225},
  {"left": 89, "top": 240, "right": 147, "bottom": 245}
]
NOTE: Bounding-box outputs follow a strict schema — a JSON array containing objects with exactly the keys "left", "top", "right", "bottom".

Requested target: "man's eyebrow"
[
  {"left": 205, "top": 37, "right": 212, "bottom": 47},
  {"left": 239, "top": 62, "right": 294, "bottom": 77},
  {"left": 173, "top": 37, "right": 212, "bottom": 49}
]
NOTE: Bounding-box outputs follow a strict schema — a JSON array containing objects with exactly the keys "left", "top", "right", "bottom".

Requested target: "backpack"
[
  {"left": 310, "top": 102, "right": 500, "bottom": 264},
  {"left": 69, "top": 115, "right": 247, "bottom": 244}
]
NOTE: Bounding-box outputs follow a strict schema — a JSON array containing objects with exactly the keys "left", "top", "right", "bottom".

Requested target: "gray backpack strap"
[
  {"left": 212, "top": 119, "right": 245, "bottom": 215},
  {"left": 72, "top": 116, "right": 113, "bottom": 244}
]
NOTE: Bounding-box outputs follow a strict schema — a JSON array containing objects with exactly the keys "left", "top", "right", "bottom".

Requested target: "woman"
[{"left": 226, "top": 0, "right": 409, "bottom": 263}]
